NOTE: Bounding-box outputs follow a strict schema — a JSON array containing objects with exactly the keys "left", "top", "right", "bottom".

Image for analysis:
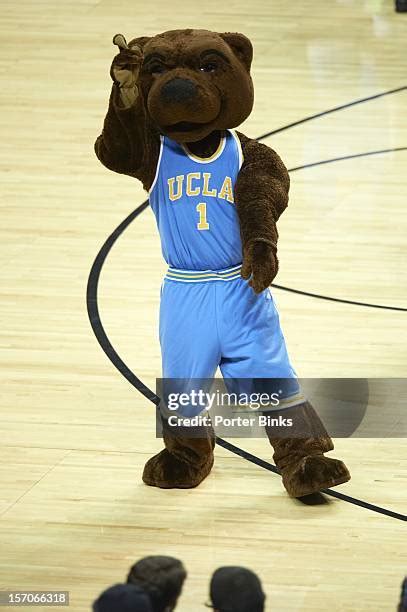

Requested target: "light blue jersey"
[
  {"left": 148, "top": 130, "right": 300, "bottom": 418},
  {"left": 149, "top": 129, "right": 243, "bottom": 270}
]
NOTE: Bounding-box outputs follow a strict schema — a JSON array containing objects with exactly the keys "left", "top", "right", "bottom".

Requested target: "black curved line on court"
[
  {"left": 284, "top": 146, "right": 407, "bottom": 312},
  {"left": 216, "top": 438, "right": 406, "bottom": 520},
  {"left": 257, "top": 85, "right": 407, "bottom": 139},
  {"left": 86, "top": 200, "right": 406, "bottom": 523},
  {"left": 87, "top": 86, "right": 407, "bottom": 523},
  {"left": 289, "top": 146, "right": 407, "bottom": 173},
  {"left": 87, "top": 200, "right": 160, "bottom": 406}
]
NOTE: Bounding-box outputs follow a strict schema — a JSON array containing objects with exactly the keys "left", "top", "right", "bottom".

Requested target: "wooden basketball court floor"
[{"left": 1, "top": 1, "right": 406, "bottom": 610}]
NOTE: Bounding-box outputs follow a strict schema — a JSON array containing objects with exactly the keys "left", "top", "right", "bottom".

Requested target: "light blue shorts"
[{"left": 158, "top": 265, "right": 302, "bottom": 417}]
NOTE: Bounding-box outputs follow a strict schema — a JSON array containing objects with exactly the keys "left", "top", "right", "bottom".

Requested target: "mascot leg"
[
  {"left": 218, "top": 280, "right": 351, "bottom": 497},
  {"left": 144, "top": 273, "right": 220, "bottom": 489},
  {"left": 142, "top": 416, "right": 215, "bottom": 489},
  {"left": 264, "top": 400, "right": 351, "bottom": 497}
]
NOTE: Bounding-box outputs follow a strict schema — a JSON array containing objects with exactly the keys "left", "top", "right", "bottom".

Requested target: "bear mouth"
[{"left": 164, "top": 121, "right": 209, "bottom": 133}]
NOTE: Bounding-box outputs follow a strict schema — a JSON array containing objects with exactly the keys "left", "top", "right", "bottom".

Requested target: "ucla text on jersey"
[{"left": 149, "top": 130, "right": 244, "bottom": 271}]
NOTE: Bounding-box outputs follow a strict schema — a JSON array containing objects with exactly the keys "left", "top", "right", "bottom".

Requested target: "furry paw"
[
  {"left": 242, "top": 241, "right": 278, "bottom": 294},
  {"left": 281, "top": 455, "right": 351, "bottom": 498},
  {"left": 142, "top": 449, "right": 214, "bottom": 489}
]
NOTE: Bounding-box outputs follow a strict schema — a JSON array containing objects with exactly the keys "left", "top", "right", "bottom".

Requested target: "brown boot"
[
  {"left": 142, "top": 416, "right": 215, "bottom": 489},
  {"left": 264, "top": 401, "right": 351, "bottom": 497}
]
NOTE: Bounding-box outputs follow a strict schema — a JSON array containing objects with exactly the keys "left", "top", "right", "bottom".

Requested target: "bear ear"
[
  {"left": 219, "top": 32, "right": 253, "bottom": 71},
  {"left": 127, "top": 35, "right": 152, "bottom": 50}
]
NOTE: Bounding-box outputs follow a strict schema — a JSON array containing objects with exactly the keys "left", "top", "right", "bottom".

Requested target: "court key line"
[{"left": 87, "top": 86, "right": 407, "bottom": 523}]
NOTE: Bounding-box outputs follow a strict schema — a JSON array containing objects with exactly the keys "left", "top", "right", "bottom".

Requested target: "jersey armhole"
[
  {"left": 148, "top": 135, "right": 165, "bottom": 195},
  {"left": 230, "top": 129, "right": 244, "bottom": 170}
]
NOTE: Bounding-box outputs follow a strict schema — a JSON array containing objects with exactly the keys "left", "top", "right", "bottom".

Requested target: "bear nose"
[{"left": 160, "top": 78, "right": 198, "bottom": 104}]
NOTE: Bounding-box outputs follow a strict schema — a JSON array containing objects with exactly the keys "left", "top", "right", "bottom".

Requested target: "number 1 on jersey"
[{"left": 196, "top": 202, "right": 209, "bottom": 230}]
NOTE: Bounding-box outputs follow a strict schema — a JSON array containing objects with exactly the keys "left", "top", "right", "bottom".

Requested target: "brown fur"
[
  {"left": 95, "top": 28, "right": 350, "bottom": 496},
  {"left": 142, "top": 418, "right": 215, "bottom": 489},
  {"left": 264, "top": 402, "right": 351, "bottom": 497}
]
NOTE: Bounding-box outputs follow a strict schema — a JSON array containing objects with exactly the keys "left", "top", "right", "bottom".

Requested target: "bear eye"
[
  {"left": 149, "top": 63, "right": 167, "bottom": 75},
  {"left": 150, "top": 64, "right": 167, "bottom": 74},
  {"left": 200, "top": 61, "right": 218, "bottom": 73}
]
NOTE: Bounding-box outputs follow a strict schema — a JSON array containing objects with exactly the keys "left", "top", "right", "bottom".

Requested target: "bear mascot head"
[{"left": 114, "top": 29, "right": 254, "bottom": 143}]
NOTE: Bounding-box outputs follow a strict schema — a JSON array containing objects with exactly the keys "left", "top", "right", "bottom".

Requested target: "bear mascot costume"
[{"left": 95, "top": 28, "right": 351, "bottom": 498}]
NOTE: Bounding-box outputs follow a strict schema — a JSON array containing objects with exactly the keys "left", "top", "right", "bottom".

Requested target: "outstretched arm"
[
  {"left": 235, "top": 133, "right": 290, "bottom": 293},
  {"left": 94, "top": 34, "right": 160, "bottom": 191}
]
